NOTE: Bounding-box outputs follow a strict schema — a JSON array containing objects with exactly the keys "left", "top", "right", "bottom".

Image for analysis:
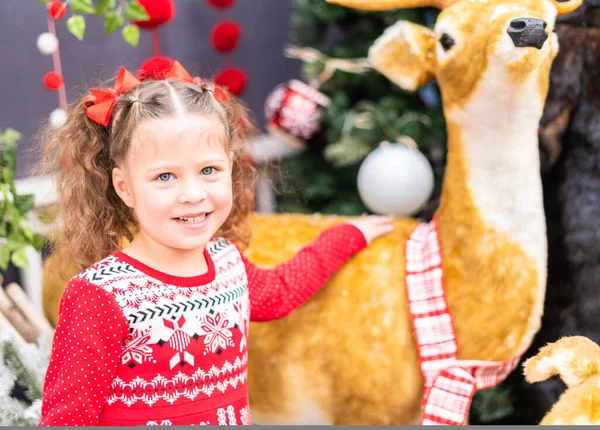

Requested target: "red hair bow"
[
  {"left": 84, "top": 67, "right": 141, "bottom": 126},
  {"left": 165, "top": 61, "right": 229, "bottom": 102}
]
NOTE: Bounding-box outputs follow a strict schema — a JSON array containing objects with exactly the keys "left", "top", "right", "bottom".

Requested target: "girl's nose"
[{"left": 178, "top": 184, "right": 208, "bottom": 204}]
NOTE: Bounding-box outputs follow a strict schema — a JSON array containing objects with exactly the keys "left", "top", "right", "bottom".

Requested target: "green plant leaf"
[
  {"left": 6, "top": 238, "right": 29, "bottom": 251},
  {"left": 21, "top": 226, "right": 33, "bottom": 241},
  {"left": 0, "top": 246, "right": 9, "bottom": 271},
  {"left": 1, "top": 169, "right": 14, "bottom": 184},
  {"left": 14, "top": 194, "right": 35, "bottom": 214},
  {"left": 32, "top": 233, "right": 46, "bottom": 251},
  {"left": 2, "top": 146, "right": 16, "bottom": 170},
  {"left": 0, "top": 128, "right": 22, "bottom": 146},
  {"left": 71, "top": 0, "right": 96, "bottom": 14},
  {"left": 96, "top": 0, "right": 116, "bottom": 15},
  {"left": 122, "top": 24, "right": 140, "bottom": 47},
  {"left": 10, "top": 210, "right": 24, "bottom": 230},
  {"left": 125, "top": 1, "right": 150, "bottom": 21},
  {"left": 105, "top": 10, "right": 124, "bottom": 34},
  {"left": 40, "top": 0, "right": 52, "bottom": 4},
  {"left": 67, "top": 15, "right": 86, "bottom": 40},
  {"left": 10, "top": 248, "right": 28, "bottom": 269}
]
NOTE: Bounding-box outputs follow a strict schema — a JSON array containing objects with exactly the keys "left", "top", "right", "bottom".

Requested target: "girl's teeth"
[{"left": 180, "top": 214, "right": 206, "bottom": 223}]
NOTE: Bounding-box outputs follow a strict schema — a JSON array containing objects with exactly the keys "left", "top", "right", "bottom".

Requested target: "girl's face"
[{"left": 112, "top": 114, "right": 233, "bottom": 254}]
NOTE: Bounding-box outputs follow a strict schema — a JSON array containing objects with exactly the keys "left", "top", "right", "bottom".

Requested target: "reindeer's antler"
[{"left": 326, "top": 0, "right": 458, "bottom": 10}]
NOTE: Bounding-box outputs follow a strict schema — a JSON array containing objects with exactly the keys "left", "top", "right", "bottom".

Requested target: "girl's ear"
[{"left": 112, "top": 167, "right": 134, "bottom": 208}]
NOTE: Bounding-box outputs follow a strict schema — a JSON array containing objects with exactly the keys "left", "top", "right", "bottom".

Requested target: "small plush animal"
[{"left": 524, "top": 336, "right": 600, "bottom": 425}]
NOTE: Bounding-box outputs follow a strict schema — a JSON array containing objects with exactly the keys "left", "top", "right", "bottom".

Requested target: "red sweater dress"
[{"left": 39, "top": 224, "right": 366, "bottom": 426}]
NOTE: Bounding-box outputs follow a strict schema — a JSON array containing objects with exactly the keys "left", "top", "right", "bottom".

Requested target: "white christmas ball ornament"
[
  {"left": 358, "top": 141, "right": 434, "bottom": 216},
  {"left": 37, "top": 32, "right": 59, "bottom": 55},
  {"left": 49, "top": 108, "right": 67, "bottom": 128}
]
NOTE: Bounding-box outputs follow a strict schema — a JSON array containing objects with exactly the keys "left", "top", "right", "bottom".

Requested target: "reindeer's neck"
[
  {"left": 434, "top": 72, "right": 548, "bottom": 358},
  {"left": 437, "top": 117, "right": 547, "bottom": 272}
]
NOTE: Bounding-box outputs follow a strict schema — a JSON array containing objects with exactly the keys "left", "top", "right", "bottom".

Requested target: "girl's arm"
[
  {"left": 39, "top": 278, "right": 129, "bottom": 426},
  {"left": 241, "top": 223, "right": 368, "bottom": 322}
]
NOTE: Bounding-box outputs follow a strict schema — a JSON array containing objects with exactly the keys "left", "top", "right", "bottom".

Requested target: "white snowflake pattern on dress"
[
  {"left": 217, "top": 407, "right": 227, "bottom": 425},
  {"left": 200, "top": 311, "right": 234, "bottom": 354},
  {"left": 146, "top": 419, "right": 172, "bottom": 425},
  {"left": 121, "top": 330, "right": 155, "bottom": 366},
  {"left": 227, "top": 405, "right": 237, "bottom": 424},
  {"left": 232, "top": 301, "right": 248, "bottom": 352},
  {"left": 240, "top": 405, "right": 251, "bottom": 425}
]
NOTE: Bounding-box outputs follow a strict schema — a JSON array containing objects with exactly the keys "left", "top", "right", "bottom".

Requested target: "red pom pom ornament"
[
  {"left": 137, "top": 56, "right": 175, "bottom": 80},
  {"left": 211, "top": 21, "right": 240, "bottom": 53},
  {"left": 214, "top": 68, "right": 247, "bottom": 96},
  {"left": 133, "top": 0, "right": 176, "bottom": 30},
  {"left": 206, "top": 0, "right": 236, "bottom": 8},
  {"left": 43, "top": 71, "right": 63, "bottom": 91},
  {"left": 48, "top": 1, "right": 67, "bottom": 20}
]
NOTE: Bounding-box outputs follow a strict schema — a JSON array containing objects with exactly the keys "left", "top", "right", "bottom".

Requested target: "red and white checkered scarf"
[{"left": 405, "top": 219, "right": 522, "bottom": 425}]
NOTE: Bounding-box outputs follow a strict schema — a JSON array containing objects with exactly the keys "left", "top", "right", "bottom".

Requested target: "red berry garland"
[{"left": 205, "top": 0, "right": 246, "bottom": 96}]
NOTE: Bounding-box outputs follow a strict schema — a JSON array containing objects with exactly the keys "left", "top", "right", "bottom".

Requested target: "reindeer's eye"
[{"left": 439, "top": 33, "right": 455, "bottom": 51}]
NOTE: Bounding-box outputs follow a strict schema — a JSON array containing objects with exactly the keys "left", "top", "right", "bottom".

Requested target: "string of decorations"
[
  {"left": 207, "top": 0, "right": 247, "bottom": 96},
  {"left": 38, "top": 1, "right": 68, "bottom": 128}
]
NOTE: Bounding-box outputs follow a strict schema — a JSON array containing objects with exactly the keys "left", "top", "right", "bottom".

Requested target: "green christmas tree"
[{"left": 275, "top": 0, "right": 446, "bottom": 217}]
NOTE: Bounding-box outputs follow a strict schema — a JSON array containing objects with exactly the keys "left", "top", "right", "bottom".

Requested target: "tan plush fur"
[
  {"left": 524, "top": 336, "right": 600, "bottom": 425},
  {"left": 42, "top": 0, "right": 582, "bottom": 424}
]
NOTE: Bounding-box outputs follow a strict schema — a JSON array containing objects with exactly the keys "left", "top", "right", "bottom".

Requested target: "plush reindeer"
[
  {"left": 42, "top": 0, "right": 581, "bottom": 424},
  {"left": 243, "top": 0, "right": 580, "bottom": 424}
]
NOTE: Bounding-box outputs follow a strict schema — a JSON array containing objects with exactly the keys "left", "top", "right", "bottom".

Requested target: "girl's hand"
[{"left": 346, "top": 215, "right": 395, "bottom": 245}]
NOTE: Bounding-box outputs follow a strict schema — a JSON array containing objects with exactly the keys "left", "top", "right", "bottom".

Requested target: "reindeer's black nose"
[{"left": 507, "top": 18, "right": 548, "bottom": 50}]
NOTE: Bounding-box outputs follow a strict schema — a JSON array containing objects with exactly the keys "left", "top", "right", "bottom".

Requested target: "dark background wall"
[{"left": 1, "top": 0, "right": 301, "bottom": 178}]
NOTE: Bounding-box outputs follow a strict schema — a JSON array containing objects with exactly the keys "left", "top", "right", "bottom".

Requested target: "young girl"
[{"left": 38, "top": 62, "right": 394, "bottom": 426}]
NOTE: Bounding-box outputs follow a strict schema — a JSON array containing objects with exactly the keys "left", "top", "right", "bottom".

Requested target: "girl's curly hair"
[{"left": 42, "top": 78, "right": 256, "bottom": 273}]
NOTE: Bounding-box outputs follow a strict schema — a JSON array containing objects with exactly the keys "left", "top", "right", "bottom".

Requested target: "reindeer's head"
[{"left": 327, "top": 0, "right": 581, "bottom": 112}]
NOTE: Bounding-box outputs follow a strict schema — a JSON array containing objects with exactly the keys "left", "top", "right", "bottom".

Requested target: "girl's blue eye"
[
  {"left": 157, "top": 173, "right": 173, "bottom": 182},
  {"left": 201, "top": 167, "right": 215, "bottom": 175}
]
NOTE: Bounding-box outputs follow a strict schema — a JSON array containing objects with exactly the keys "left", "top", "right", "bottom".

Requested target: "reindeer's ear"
[{"left": 369, "top": 21, "right": 436, "bottom": 92}]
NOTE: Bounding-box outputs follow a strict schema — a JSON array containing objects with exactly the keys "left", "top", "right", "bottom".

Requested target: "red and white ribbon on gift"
[{"left": 405, "top": 219, "right": 523, "bottom": 425}]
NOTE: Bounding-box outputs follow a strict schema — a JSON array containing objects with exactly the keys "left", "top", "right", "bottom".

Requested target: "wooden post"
[{"left": 5, "top": 282, "right": 53, "bottom": 338}]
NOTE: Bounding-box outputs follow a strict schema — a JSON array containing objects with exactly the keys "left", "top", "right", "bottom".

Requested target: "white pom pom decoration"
[
  {"left": 36, "top": 32, "right": 59, "bottom": 55},
  {"left": 49, "top": 108, "right": 67, "bottom": 128},
  {"left": 357, "top": 141, "right": 434, "bottom": 216}
]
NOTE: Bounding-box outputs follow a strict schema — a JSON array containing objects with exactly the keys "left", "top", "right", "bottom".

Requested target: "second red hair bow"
[{"left": 83, "top": 67, "right": 141, "bottom": 126}]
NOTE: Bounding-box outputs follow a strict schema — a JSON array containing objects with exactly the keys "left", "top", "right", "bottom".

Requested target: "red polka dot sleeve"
[
  {"left": 39, "top": 278, "right": 129, "bottom": 426},
  {"left": 242, "top": 223, "right": 367, "bottom": 322}
]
